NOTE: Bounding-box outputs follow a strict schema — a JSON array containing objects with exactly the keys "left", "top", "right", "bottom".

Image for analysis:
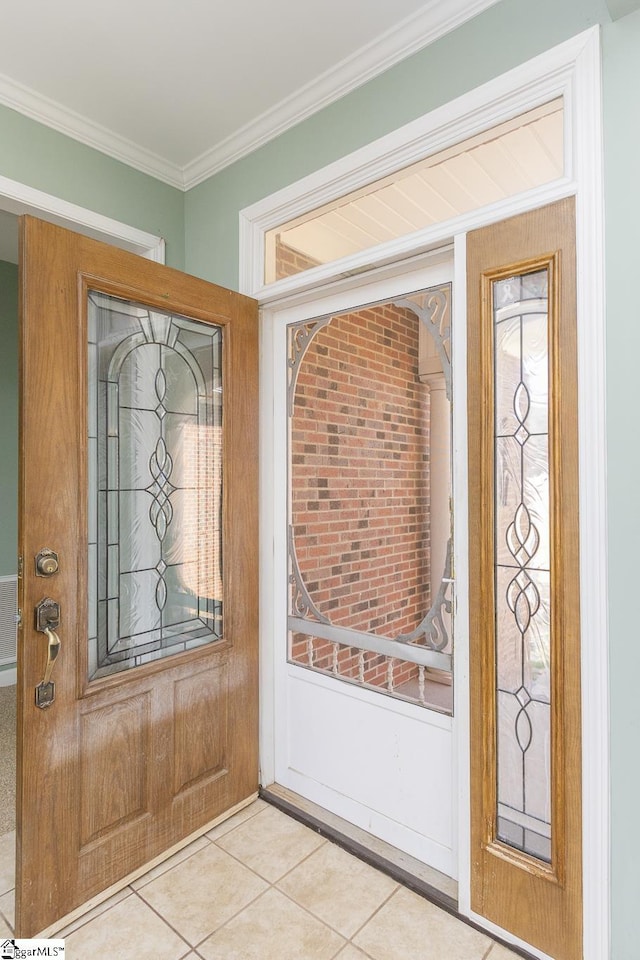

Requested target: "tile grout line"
[
  {"left": 48, "top": 805, "right": 272, "bottom": 940},
  {"left": 225, "top": 807, "right": 404, "bottom": 945},
  {"left": 261, "top": 787, "right": 458, "bottom": 911},
  {"left": 55, "top": 886, "right": 137, "bottom": 940},
  {"left": 209, "top": 806, "right": 328, "bottom": 888},
  {"left": 130, "top": 885, "right": 206, "bottom": 955},
  {"left": 188, "top": 885, "right": 275, "bottom": 954},
  {"left": 344, "top": 881, "right": 401, "bottom": 945},
  {"left": 271, "top": 879, "right": 349, "bottom": 946},
  {"left": 128, "top": 806, "right": 308, "bottom": 953},
  {"left": 262, "top": 793, "right": 535, "bottom": 960}
]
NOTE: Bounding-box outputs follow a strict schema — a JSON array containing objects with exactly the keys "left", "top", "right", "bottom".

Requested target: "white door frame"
[
  {"left": 0, "top": 173, "right": 165, "bottom": 262},
  {"left": 246, "top": 26, "right": 607, "bottom": 960}
]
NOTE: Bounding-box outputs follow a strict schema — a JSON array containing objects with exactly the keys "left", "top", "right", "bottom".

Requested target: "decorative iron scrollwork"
[
  {"left": 288, "top": 525, "right": 329, "bottom": 624},
  {"left": 287, "top": 316, "right": 332, "bottom": 414},
  {"left": 396, "top": 539, "right": 453, "bottom": 652}
]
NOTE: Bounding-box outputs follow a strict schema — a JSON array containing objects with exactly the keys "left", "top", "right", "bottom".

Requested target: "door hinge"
[{"left": 18, "top": 555, "right": 23, "bottom": 580}]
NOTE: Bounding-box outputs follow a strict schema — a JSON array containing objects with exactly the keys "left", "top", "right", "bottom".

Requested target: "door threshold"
[
  {"left": 261, "top": 784, "right": 538, "bottom": 960},
  {"left": 261, "top": 784, "right": 457, "bottom": 909}
]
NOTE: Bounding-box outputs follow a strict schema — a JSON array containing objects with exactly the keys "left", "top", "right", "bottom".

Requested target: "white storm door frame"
[{"left": 263, "top": 252, "right": 458, "bottom": 877}]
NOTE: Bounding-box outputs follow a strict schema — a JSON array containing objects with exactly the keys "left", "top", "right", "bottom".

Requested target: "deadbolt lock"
[{"left": 35, "top": 549, "right": 59, "bottom": 577}]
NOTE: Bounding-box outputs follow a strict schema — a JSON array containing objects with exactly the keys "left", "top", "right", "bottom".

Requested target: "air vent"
[{"left": 0, "top": 576, "right": 17, "bottom": 667}]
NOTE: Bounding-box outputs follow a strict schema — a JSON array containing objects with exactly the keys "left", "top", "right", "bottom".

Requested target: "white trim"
[
  {"left": 572, "top": 32, "right": 610, "bottom": 960},
  {"left": 0, "top": 72, "right": 183, "bottom": 190},
  {"left": 0, "top": 1, "right": 501, "bottom": 191},
  {"left": 253, "top": 26, "right": 609, "bottom": 959},
  {"left": 0, "top": 174, "right": 165, "bottom": 262},
  {"left": 239, "top": 29, "right": 596, "bottom": 299},
  {"left": 452, "top": 232, "right": 471, "bottom": 917},
  {"left": 259, "top": 289, "right": 278, "bottom": 786},
  {"left": 467, "top": 911, "right": 556, "bottom": 960}
]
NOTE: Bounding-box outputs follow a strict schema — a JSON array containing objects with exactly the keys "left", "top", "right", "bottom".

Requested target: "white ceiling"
[{"left": 0, "top": 0, "right": 500, "bottom": 190}]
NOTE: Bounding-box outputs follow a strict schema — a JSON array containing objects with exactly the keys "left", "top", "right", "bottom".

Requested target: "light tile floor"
[{"left": 0, "top": 800, "right": 522, "bottom": 960}]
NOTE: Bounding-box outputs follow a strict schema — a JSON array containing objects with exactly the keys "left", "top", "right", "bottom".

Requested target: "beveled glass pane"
[
  {"left": 87, "top": 291, "right": 223, "bottom": 680},
  {"left": 493, "top": 269, "right": 551, "bottom": 863}
]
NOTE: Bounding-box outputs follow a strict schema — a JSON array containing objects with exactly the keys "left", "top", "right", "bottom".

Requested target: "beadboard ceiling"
[{"left": 0, "top": 0, "right": 500, "bottom": 190}]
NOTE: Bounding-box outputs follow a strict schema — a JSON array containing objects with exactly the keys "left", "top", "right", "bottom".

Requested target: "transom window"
[{"left": 265, "top": 99, "right": 563, "bottom": 284}]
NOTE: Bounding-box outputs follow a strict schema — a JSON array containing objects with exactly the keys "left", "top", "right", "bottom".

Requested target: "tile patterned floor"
[{"left": 0, "top": 800, "right": 521, "bottom": 960}]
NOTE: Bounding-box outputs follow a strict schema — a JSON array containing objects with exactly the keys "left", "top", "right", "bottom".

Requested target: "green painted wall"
[
  {"left": 185, "top": 0, "right": 608, "bottom": 289},
  {"left": 0, "top": 103, "right": 185, "bottom": 269},
  {"left": 0, "top": 260, "right": 17, "bottom": 580}
]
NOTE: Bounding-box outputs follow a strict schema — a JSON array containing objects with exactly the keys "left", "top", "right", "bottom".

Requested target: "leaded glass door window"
[
  {"left": 493, "top": 268, "right": 552, "bottom": 861},
  {"left": 88, "top": 292, "right": 224, "bottom": 679}
]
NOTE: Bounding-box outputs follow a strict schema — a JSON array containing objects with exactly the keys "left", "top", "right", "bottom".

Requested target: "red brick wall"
[
  {"left": 289, "top": 302, "right": 430, "bottom": 691},
  {"left": 275, "top": 237, "right": 321, "bottom": 280}
]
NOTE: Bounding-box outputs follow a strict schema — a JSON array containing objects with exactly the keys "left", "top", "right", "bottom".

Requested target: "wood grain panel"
[
  {"left": 467, "top": 198, "right": 581, "bottom": 960},
  {"left": 79, "top": 693, "right": 151, "bottom": 846},
  {"left": 173, "top": 662, "right": 229, "bottom": 795}
]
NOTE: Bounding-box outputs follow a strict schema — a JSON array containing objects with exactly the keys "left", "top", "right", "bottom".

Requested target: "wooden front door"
[
  {"left": 16, "top": 217, "right": 259, "bottom": 937},
  {"left": 467, "top": 198, "right": 581, "bottom": 960}
]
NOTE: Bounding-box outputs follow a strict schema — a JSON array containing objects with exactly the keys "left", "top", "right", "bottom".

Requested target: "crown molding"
[
  {"left": 0, "top": 0, "right": 500, "bottom": 193},
  {"left": 183, "top": 0, "right": 501, "bottom": 189},
  {"left": 0, "top": 72, "right": 185, "bottom": 189}
]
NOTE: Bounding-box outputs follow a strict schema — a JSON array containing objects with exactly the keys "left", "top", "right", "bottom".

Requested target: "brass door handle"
[
  {"left": 34, "top": 598, "right": 61, "bottom": 709},
  {"left": 41, "top": 627, "right": 61, "bottom": 686}
]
